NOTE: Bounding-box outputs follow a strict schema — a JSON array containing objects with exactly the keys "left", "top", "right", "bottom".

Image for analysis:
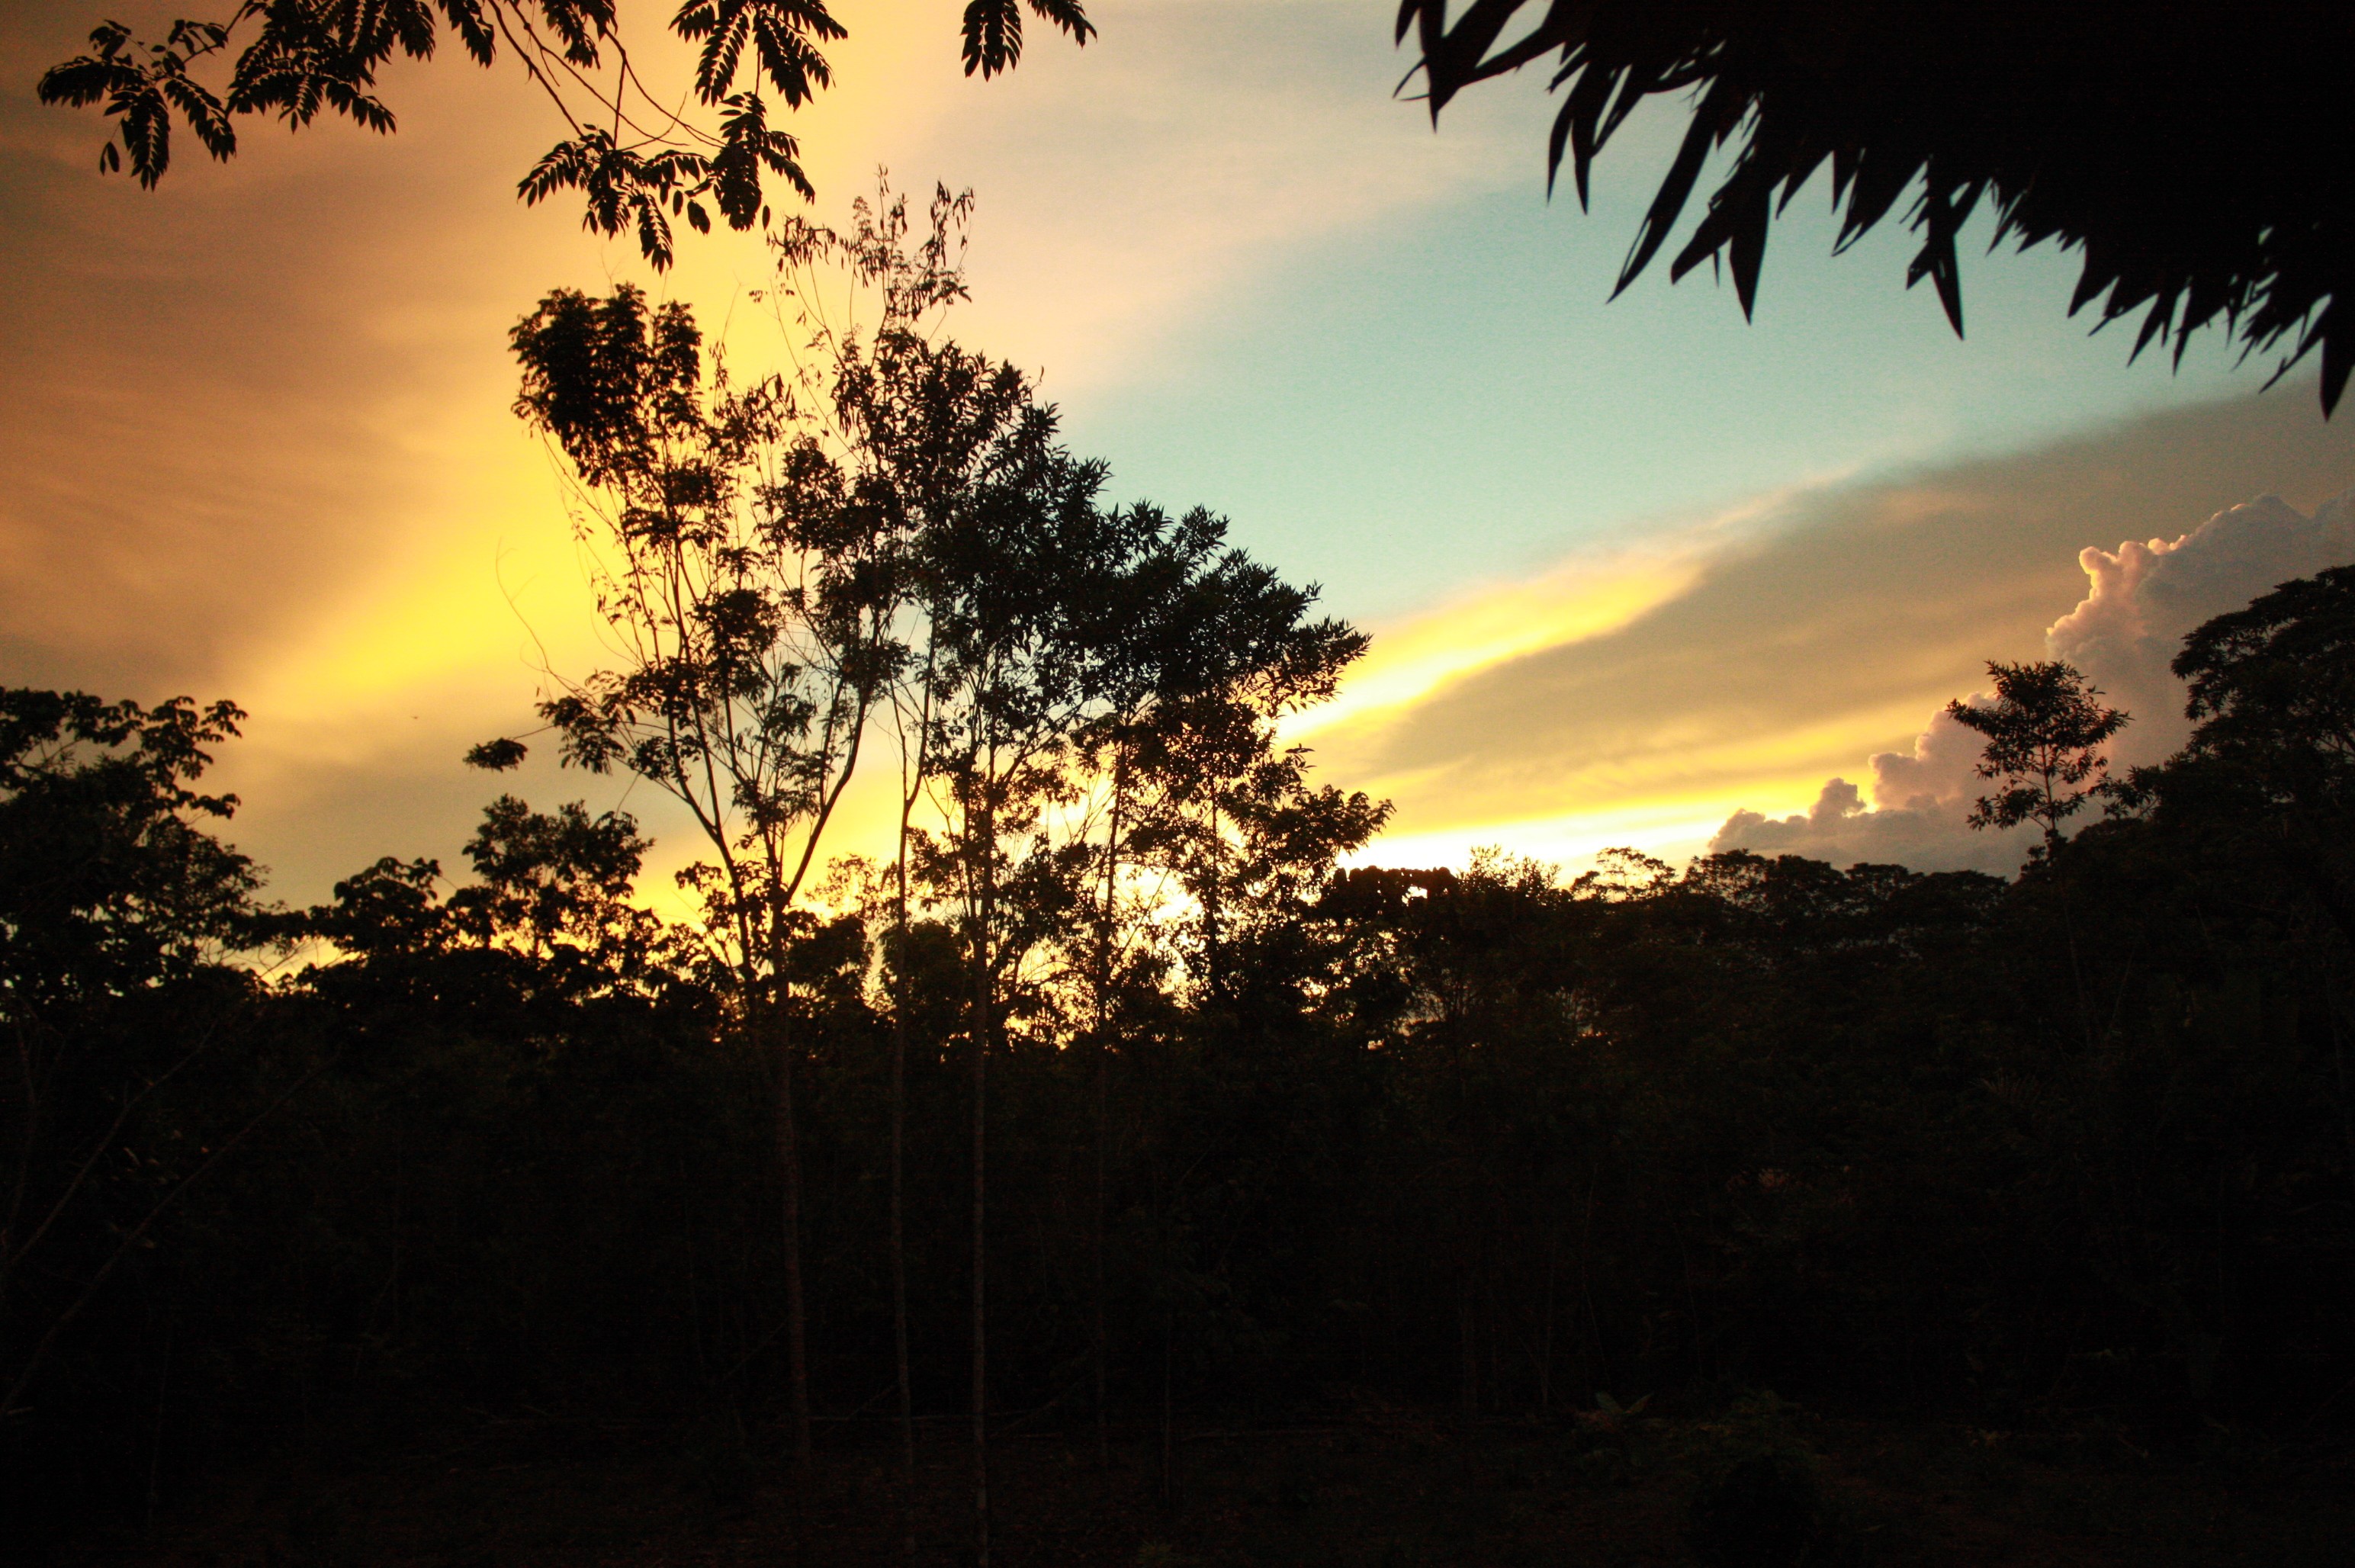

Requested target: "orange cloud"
[{"left": 0, "top": 0, "right": 1532, "bottom": 903}]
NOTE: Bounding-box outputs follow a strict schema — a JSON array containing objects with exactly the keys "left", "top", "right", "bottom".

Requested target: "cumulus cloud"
[
  {"left": 1710, "top": 773, "right": 2027, "bottom": 873},
  {"left": 2050, "top": 492, "right": 2355, "bottom": 763},
  {"left": 1710, "top": 703, "right": 2022, "bottom": 872},
  {"left": 1711, "top": 487, "right": 2355, "bottom": 872}
]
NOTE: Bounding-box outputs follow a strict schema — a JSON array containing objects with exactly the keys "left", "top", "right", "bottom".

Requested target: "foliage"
[
  {"left": 2173, "top": 564, "right": 2355, "bottom": 811},
  {"left": 0, "top": 690, "right": 257, "bottom": 1004},
  {"left": 2126, "top": 564, "right": 2355, "bottom": 947},
  {"left": 1, "top": 689, "right": 268, "bottom": 1435},
  {"left": 1399, "top": 0, "right": 2355, "bottom": 410},
  {"left": 11, "top": 355, "right": 2355, "bottom": 1554},
  {"left": 37, "top": 0, "right": 1092, "bottom": 270},
  {"left": 1947, "top": 660, "right": 2127, "bottom": 847},
  {"left": 507, "top": 273, "right": 884, "bottom": 982}
]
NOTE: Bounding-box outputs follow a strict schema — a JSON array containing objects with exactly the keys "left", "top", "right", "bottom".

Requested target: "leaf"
[
  {"left": 464, "top": 738, "right": 531, "bottom": 772},
  {"left": 962, "top": 0, "right": 1020, "bottom": 78}
]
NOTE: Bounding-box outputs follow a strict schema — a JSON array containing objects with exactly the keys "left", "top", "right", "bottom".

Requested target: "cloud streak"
[
  {"left": 0, "top": 1, "right": 1530, "bottom": 902},
  {"left": 1316, "top": 390, "right": 2352, "bottom": 870},
  {"left": 5, "top": 5, "right": 2348, "bottom": 908}
]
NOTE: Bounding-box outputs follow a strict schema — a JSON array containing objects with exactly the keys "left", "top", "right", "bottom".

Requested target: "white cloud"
[
  {"left": 1711, "top": 488, "right": 2355, "bottom": 872},
  {"left": 1709, "top": 773, "right": 2028, "bottom": 874},
  {"left": 2050, "top": 491, "right": 2355, "bottom": 763},
  {"left": 1864, "top": 704, "right": 1987, "bottom": 815}
]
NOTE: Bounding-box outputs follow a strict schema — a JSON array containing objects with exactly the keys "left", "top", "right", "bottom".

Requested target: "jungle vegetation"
[{"left": 5, "top": 191, "right": 2354, "bottom": 1563}]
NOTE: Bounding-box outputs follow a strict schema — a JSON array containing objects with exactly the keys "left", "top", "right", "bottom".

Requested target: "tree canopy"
[{"left": 1400, "top": 0, "right": 2354, "bottom": 411}]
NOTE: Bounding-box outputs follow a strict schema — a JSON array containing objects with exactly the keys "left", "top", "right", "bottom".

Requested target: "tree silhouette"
[
  {"left": 1947, "top": 660, "right": 2127, "bottom": 850},
  {"left": 37, "top": 0, "right": 1092, "bottom": 270},
  {"left": 770, "top": 182, "right": 992, "bottom": 1549},
  {"left": 2173, "top": 564, "right": 2355, "bottom": 809},
  {"left": 1059, "top": 501, "right": 1376, "bottom": 1462},
  {"left": 500, "top": 272, "right": 904, "bottom": 1460},
  {"left": 0, "top": 691, "right": 273, "bottom": 1419},
  {"left": 16, "top": 580, "right": 2355, "bottom": 1548},
  {"left": 2154, "top": 565, "right": 2355, "bottom": 944},
  {"left": 906, "top": 400, "right": 1121, "bottom": 1568},
  {"left": 1399, "top": 1, "right": 2354, "bottom": 410}
]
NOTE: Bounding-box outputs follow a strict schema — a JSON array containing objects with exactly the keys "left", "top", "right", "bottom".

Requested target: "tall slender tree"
[
  {"left": 766, "top": 182, "right": 1047, "bottom": 1550},
  {"left": 500, "top": 280, "right": 902, "bottom": 1462},
  {"left": 911, "top": 409, "right": 1118, "bottom": 1568}
]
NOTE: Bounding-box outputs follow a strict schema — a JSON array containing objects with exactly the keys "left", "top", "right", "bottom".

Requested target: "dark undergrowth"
[{"left": 51, "top": 1393, "right": 2355, "bottom": 1568}]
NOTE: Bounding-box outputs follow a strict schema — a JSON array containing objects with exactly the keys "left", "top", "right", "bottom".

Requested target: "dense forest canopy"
[{"left": 5, "top": 194, "right": 2355, "bottom": 1554}]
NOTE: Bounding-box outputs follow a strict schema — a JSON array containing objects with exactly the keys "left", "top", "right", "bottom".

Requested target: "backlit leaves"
[
  {"left": 519, "top": 131, "right": 709, "bottom": 269},
  {"left": 38, "top": 20, "right": 237, "bottom": 187},
  {"left": 45, "top": 1, "right": 1083, "bottom": 272},
  {"left": 960, "top": 0, "right": 1094, "bottom": 79},
  {"left": 1399, "top": 0, "right": 2355, "bottom": 412},
  {"left": 674, "top": 0, "right": 843, "bottom": 107},
  {"left": 711, "top": 89, "right": 813, "bottom": 229},
  {"left": 512, "top": 284, "right": 707, "bottom": 486}
]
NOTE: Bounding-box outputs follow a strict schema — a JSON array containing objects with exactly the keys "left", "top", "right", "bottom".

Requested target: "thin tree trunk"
[
  {"left": 145, "top": 1306, "right": 174, "bottom": 1528},
  {"left": 1155, "top": 1142, "right": 1175, "bottom": 1510},
  {"left": 970, "top": 799, "right": 997, "bottom": 1568},
  {"left": 1093, "top": 745, "right": 1125, "bottom": 1469},
  {"left": 2045, "top": 824, "right": 2100, "bottom": 1052},
  {"left": 1460, "top": 1283, "right": 1479, "bottom": 1422},
  {"left": 891, "top": 791, "right": 919, "bottom": 1560},
  {"left": 776, "top": 1002, "right": 812, "bottom": 1466},
  {"left": 1201, "top": 799, "right": 1222, "bottom": 1004},
  {"left": 1159, "top": 1306, "right": 1175, "bottom": 1509},
  {"left": 1536, "top": 1223, "right": 1559, "bottom": 1420}
]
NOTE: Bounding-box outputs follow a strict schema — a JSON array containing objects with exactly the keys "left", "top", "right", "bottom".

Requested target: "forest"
[{"left": 7, "top": 194, "right": 2355, "bottom": 1566}]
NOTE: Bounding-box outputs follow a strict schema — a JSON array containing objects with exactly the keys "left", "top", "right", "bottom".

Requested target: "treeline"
[{"left": 6, "top": 190, "right": 2354, "bottom": 1546}]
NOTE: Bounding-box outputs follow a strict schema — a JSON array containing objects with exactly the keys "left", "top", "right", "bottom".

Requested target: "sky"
[{"left": 4, "top": 0, "right": 2351, "bottom": 908}]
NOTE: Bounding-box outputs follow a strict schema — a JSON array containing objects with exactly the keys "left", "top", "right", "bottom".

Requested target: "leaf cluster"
[
  {"left": 41, "top": 0, "right": 1092, "bottom": 271},
  {"left": 1401, "top": 0, "right": 2355, "bottom": 410}
]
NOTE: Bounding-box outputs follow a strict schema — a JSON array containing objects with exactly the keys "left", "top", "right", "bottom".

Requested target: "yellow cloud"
[
  {"left": 1316, "top": 392, "right": 2353, "bottom": 872},
  {"left": 1289, "top": 483, "right": 1822, "bottom": 745}
]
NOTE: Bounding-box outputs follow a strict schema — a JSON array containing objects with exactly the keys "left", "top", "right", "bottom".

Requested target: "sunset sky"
[{"left": 5, "top": 1, "right": 2350, "bottom": 908}]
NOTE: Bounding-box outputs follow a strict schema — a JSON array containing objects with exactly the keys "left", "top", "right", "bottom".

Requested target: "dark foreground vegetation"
[
  {"left": 11, "top": 550, "right": 2355, "bottom": 1563},
  {"left": 47, "top": 1399, "right": 2355, "bottom": 1566},
  {"left": 8, "top": 196, "right": 2354, "bottom": 1563}
]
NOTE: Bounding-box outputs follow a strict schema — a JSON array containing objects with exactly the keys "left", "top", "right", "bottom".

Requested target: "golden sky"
[{"left": 4, "top": 2, "right": 2350, "bottom": 907}]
